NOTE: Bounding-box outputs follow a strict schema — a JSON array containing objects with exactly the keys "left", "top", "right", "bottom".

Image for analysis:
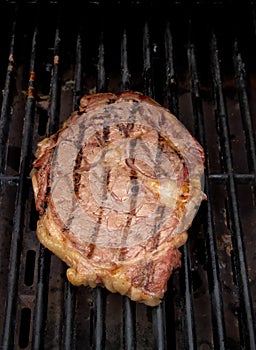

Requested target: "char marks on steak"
[{"left": 30, "top": 91, "right": 205, "bottom": 306}]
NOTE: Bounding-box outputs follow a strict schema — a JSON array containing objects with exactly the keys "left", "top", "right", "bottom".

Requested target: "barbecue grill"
[{"left": 0, "top": 1, "right": 256, "bottom": 349}]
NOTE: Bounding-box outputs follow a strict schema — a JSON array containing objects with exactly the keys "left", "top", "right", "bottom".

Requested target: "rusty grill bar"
[{"left": 0, "top": 1, "right": 256, "bottom": 349}]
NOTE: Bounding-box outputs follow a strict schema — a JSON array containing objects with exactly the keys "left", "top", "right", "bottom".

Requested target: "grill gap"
[
  {"left": 18, "top": 307, "right": 31, "bottom": 349},
  {"left": 24, "top": 250, "right": 36, "bottom": 287}
]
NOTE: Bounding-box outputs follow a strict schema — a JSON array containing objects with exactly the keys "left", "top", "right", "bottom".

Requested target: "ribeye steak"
[{"left": 30, "top": 91, "right": 205, "bottom": 306}]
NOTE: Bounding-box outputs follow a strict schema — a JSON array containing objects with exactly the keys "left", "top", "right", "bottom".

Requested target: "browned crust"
[{"left": 36, "top": 211, "right": 187, "bottom": 306}]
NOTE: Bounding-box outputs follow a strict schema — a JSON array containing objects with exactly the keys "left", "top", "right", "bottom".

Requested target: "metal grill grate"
[{"left": 0, "top": 1, "right": 256, "bottom": 349}]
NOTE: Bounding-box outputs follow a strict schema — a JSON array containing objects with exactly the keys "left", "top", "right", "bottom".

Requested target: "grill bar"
[
  {"left": 152, "top": 301, "right": 167, "bottom": 350},
  {"left": 123, "top": 296, "right": 136, "bottom": 350},
  {"left": 142, "top": 19, "right": 168, "bottom": 349},
  {"left": 32, "top": 13, "right": 63, "bottom": 349},
  {"left": 48, "top": 24, "right": 61, "bottom": 136},
  {"left": 62, "top": 281, "right": 76, "bottom": 350},
  {"left": 121, "top": 29, "right": 130, "bottom": 92},
  {"left": 60, "top": 29, "right": 82, "bottom": 350},
  {"left": 164, "top": 22, "right": 179, "bottom": 116},
  {"left": 92, "top": 28, "right": 107, "bottom": 350},
  {"left": 74, "top": 32, "right": 83, "bottom": 109},
  {"left": 233, "top": 40, "right": 256, "bottom": 199},
  {"left": 32, "top": 246, "right": 51, "bottom": 349},
  {"left": 210, "top": 32, "right": 256, "bottom": 349},
  {"left": 209, "top": 174, "right": 255, "bottom": 181},
  {"left": 0, "top": 5, "right": 18, "bottom": 176},
  {"left": 60, "top": 32, "right": 76, "bottom": 350},
  {"left": 187, "top": 41, "right": 227, "bottom": 349},
  {"left": 97, "top": 31, "right": 106, "bottom": 93},
  {"left": 2, "top": 16, "right": 38, "bottom": 350},
  {"left": 143, "top": 21, "right": 153, "bottom": 98},
  {"left": 120, "top": 26, "right": 136, "bottom": 350},
  {"left": 163, "top": 19, "right": 180, "bottom": 349},
  {"left": 181, "top": 243, "right": 197, "bottom": 349},
  {"left": 93, "top": 288, "right": 105, "bottom": 349}
]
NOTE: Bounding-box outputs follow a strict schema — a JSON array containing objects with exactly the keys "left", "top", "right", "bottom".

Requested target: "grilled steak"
[{"left": 30, "top": 91, "right": 205, "bottom": 306}]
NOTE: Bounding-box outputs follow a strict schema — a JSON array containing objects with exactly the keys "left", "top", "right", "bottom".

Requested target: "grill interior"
[{"left": 0, "top": 1, "right": 256, "bottom": 349}]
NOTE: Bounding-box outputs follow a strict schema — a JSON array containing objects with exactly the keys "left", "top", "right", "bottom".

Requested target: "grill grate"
[{"left": 0, "top": 1, "right": 256, "bottom": 349}]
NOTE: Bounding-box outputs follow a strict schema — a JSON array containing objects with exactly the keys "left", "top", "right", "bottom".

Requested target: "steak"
[{"left": 30, "top": 90, "right": 205, "bottom": 306}]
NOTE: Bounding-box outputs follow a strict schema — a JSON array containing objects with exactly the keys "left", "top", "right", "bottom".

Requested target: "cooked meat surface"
[{"left": 30, "top": 90, "right": 205, "bottom": 306}]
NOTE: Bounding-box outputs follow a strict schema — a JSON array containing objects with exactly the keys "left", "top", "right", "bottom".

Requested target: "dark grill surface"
[{"left": 0, "top": 1, "right": 256, "bottom": 349}]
